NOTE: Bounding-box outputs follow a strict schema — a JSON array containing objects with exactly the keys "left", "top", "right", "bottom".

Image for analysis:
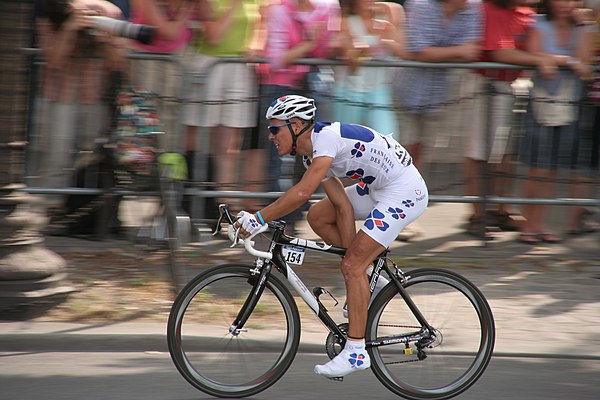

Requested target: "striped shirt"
[{"left": 394, "top": 0, "right": 482, "bottom": 113}]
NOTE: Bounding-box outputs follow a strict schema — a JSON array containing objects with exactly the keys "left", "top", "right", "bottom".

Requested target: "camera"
[
  {"left": 89, "top": 16, "right": 155, "bottom": 45},
  {"left": 41, "top": 0, "right": 155, "bottom": 45}
]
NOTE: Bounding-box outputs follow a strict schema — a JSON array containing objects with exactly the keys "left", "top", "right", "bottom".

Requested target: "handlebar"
[{"left": 214, "top": 204, "right": 273, "bottom": 260}]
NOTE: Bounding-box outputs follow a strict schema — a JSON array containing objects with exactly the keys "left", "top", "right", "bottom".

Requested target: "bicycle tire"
[
  {"left": 366, "top": 268, "right": 495, "bottom": 400},
  {"left": 167, "top": 264, "right": 301, "bottom": 398}
]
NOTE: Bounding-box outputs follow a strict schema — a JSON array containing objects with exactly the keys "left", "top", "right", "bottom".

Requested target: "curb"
[{"left": 2, "top": 331, "right": 600, "bottom": 360}]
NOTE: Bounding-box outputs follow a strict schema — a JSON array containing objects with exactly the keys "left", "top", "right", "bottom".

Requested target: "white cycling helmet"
[{"left": 265, "top": 95, "right": 316, "bottom": 121}]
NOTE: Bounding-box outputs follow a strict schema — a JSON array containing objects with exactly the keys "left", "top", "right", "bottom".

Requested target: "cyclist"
[{"left": 235, "top": 95, "right": 429, "bottom": 379}]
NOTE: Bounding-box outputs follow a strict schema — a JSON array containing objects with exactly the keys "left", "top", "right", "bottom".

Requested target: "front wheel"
[
  {"left": 366, "top": 268, "right": 495, "bottom": 400},
  {"left": 167, "top": 264, "right": 301, "bottom": 398}
]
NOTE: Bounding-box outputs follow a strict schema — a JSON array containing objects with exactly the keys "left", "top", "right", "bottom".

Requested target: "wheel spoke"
[{"left": 367, "top": 269, "right": 495, "bottom": 400}]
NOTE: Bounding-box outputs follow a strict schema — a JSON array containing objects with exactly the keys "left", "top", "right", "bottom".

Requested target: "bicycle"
[{"left": 167, "top": 204, "right": 495, "bottom": 399}]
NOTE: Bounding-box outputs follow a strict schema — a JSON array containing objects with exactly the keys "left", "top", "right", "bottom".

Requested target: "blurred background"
[{"left": 0, "top": 0, "right": 597, "bottom": 311}]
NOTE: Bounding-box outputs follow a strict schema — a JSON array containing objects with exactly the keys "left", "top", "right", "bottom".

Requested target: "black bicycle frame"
[{"left": 217, "top": 206, "right": 435, "bottom": 348}]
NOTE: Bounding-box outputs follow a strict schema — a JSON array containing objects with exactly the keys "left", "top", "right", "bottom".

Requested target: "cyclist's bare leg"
[
  {"left": 315, "top": 231, "right": 384, "bottom": 378},
  {"left": 342, "top": 231, "right": 385, "bottom": 338}
]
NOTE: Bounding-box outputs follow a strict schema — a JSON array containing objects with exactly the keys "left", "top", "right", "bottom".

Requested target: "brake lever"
[
  {"left": 218, "top": 203, "right": 235, "bottom": 224},
  {"left": 214, "top": 204, "right": 236, "bottom": 236}
]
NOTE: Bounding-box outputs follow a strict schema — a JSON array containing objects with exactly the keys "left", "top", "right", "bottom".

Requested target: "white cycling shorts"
[{"left": 345, "top": 165, "right": 428, "bottom": 248}]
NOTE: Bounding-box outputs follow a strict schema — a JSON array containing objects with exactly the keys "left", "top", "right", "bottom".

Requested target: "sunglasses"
[{"left": 268, "top": 122, "right": 292, "bottom": 135}]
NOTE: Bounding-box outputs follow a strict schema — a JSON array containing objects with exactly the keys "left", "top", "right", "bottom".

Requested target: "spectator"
[
  {"left": 33, "top": 0, "right": 126, "bottom": 229},
  {"left": 393, "top": 0, "right": 482, "bottom": 169},
  {"left": 391, "top": 0, "right": 481, "bottom": 241},
  {"left": 183, "top": 0, "right": 261, "bottom": 209},
  {"left": 331, "top": 0, "right": 405, "bottom": 139},
  {"left": 256, "top": 0, "right": 340, "bottom": 233},
  {"left": 518, "top": 0, "right": 595, "bottom": 243},
  {"left": 128, "top": 0, "right": 211, "bottom": 152},
  {"left": 567, "top": 0, "right": 600, "bottom": 235},
  {"left": 463, "top": 0, "right": 565, "bottom": 240}
]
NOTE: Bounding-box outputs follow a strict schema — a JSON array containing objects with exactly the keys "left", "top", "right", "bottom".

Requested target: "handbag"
[{"left": 531, "top": 78, "right": 578, "bottom": 127}]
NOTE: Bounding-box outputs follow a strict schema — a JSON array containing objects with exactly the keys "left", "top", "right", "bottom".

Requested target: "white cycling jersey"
[
  {"left": 303, "top": 122, "right": 429, "bottom": 247},
  {"left": 304, "top": 122, "right": 413, "bottom": 189}
]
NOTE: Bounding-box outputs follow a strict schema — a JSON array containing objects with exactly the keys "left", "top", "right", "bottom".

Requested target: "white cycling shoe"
[{"left": 314, "top": 339, "right": 371, "bottom": 379}]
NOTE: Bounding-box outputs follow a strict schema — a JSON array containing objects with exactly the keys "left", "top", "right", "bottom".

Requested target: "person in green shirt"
[{"left": 183, "top": 0, "right": 263, "bottom": 209}]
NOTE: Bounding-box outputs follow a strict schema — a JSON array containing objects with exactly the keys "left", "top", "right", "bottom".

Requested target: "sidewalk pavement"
[{"left": 1, "top": 203, "right": 599, "bottom": 358}]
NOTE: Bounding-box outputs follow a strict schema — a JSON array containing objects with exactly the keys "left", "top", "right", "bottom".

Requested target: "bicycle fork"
[
  {"left": 228, "top": 256, "right": 347, "bottom": 344},
  {"left": 228, "top": 260, "right": 272, "bottom": 336}
]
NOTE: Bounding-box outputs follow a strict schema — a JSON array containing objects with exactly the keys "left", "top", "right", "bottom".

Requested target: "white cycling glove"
[{"left": 236, "top": 210, "right": 264, "bottom": 238}]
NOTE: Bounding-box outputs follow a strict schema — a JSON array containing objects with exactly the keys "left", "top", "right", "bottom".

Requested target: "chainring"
[{"left": 325, "top": 323, "right": 349, "bottom": 359}]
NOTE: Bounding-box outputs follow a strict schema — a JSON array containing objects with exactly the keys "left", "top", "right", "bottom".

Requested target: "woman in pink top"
[
  {"left": 259, "top": 0, "right": 338, "bottom": 88},
  {"left": 256, "top": 0, "right": 339, "bottom": 233},
  {"left": 129, "top": 0, "right": 214, "bottom": 53},
  {"left": 128, "top": 0, "right": 212, "bottom": 152}
]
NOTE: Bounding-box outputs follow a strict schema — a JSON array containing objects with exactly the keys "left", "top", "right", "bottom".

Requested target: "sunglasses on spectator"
[{"left": 268, "top": 122, "right": 292, "bottom": 135}]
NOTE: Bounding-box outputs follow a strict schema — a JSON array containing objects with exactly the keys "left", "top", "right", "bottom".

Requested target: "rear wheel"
[
  {"left": 167, "top": 264, "right": 301, "bottom": 398},
  {"left": 366, "top": 268, "right": 495, "bottom": 400}
]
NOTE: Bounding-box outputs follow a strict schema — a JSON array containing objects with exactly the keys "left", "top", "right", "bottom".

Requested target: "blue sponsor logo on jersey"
[
  {"left": 365, "top": 209, "right": 389, "bottom": 232},
  {"left": 346, "top": 169, "right": 376, "bottom": 196},
  {"left": 351, "top": 142, "right": 366, "bottom": 158},
  {"left": 356, "top": 181, "right": 370, "bottom": 196},
  {"left": 340, "top": 124, "right": 375, "bottom": 142},
  {"left": 387, "top": 207, "right": 406, "bottom": 220},
  {"left": 314, "top": 122, "right": 332, "bottom": 133}
]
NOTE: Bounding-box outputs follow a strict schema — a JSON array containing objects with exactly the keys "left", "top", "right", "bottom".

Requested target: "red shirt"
[{"left": 478, "top": 2, "right": 535, "bottom": 81}]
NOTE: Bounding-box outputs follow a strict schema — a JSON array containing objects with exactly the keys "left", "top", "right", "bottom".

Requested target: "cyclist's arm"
[
  {"left": 258, "top": 156, "right": 333, "bottom": 223},
  {"left": 321, "top": 177, "right": 356, "bottom": 248}
]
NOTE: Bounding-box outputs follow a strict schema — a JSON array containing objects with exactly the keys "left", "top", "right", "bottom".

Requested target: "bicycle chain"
[
  {"left": 377, "top": 324, "right": 425, "bottom": 365},
  {"left": 378, "top": 324, "right": 420, "bottom": 329},
  {"left": 385, "top": 358, "right": 423, "bottom": 365}
]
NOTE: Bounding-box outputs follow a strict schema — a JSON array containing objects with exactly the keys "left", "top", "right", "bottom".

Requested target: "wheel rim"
[
  {"left": 169, "top": 269, "right": 299, "bottom": 396},
  {"left": 368, "top": 271, "right": 494, "bottom": 399}
]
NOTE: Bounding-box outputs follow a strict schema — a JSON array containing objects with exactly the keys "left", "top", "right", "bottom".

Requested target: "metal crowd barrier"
[
  {"left": 185, "top": 57, "right": 600, "bottom": 220},
  {"left": 20, "top": 49, "right": 600, "bottom": 246},
  {"left": 21, "top": 49, "right": 189, "bottom": 249}
]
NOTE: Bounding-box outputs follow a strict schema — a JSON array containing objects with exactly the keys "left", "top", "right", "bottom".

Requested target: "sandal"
[
  {"left": 487, "top": 210, "right": 523, "bottom": 232},
  {"left": 517, "top": 233, "right": 541, "bottom": 245},
  {"left": 465, "top": 216, "right": 496, "bottom": 241}
]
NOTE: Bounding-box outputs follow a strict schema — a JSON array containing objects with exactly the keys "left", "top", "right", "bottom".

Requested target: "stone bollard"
[{"left": 0, "top": 185, "right": 75, "bottom": 319}]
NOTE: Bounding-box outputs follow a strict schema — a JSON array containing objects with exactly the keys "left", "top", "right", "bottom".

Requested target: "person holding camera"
[{"left": 33, "top": 0, "right": 127, "bottom": 234}]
